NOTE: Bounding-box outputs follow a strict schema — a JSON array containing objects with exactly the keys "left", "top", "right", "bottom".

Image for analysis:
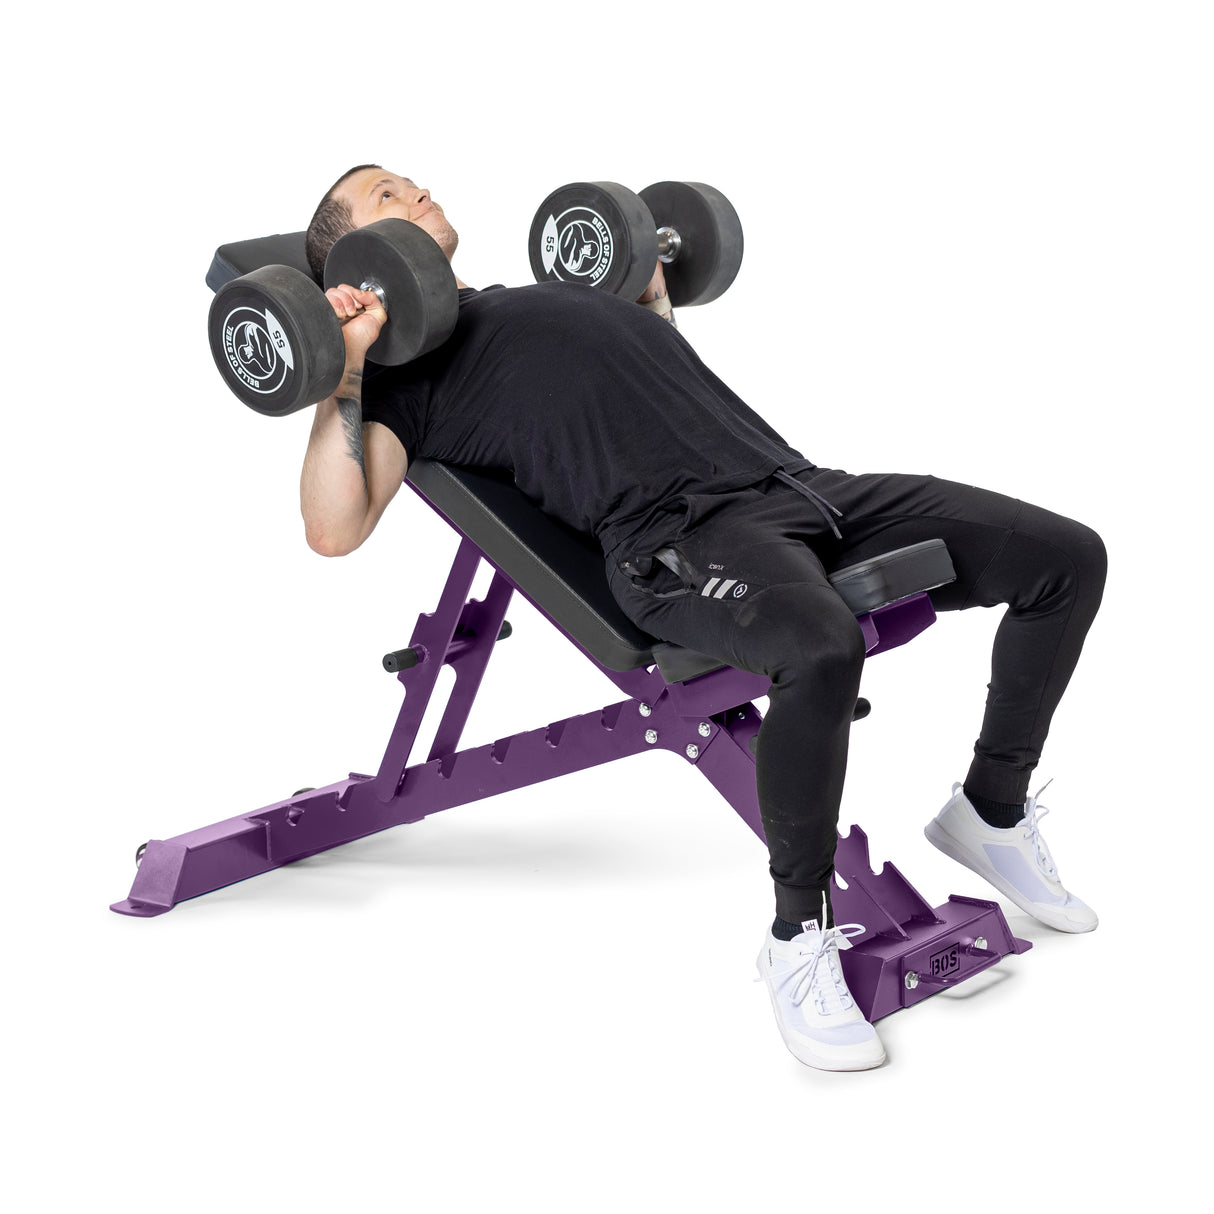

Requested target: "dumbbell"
[
  {"left": 207, "top": 218, "right": 460, "bottom": 417},
  {"left": 528, "top": 180, "right": 744, "bottom": 307}
]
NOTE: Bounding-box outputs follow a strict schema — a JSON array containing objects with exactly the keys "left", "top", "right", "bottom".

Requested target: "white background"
[{"left": 5, "top": 1, "right": 1209, "bottom": 1209}]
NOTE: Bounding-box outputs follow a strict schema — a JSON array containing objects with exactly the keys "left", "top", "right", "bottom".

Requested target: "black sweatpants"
[{"left": 605, "top": 467, "right": 1108, "bottom": 926}]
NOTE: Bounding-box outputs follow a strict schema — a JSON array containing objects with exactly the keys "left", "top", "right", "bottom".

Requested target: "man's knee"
[
  {"left": 1045, "top": 516, "right": 1108, "bottom": 611},
  {"left": 997, "top": 507, "right": 1108, "bottom": 614},
  {"left": 738, "top": 585, "right": 867, "bottom": 689},
  {"left": 1070, "top": 521, "right": 1108, "bottom": 593},
  {"left": 810, "top": 612, "right": 868, "bottom": 679}
]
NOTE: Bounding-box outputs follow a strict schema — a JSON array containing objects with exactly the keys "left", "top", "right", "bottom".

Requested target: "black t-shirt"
[{"left": 361, "top": 281, "right": 812, "bottom": 555}]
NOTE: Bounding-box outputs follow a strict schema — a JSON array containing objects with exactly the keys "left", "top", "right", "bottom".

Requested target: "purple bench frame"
[{"left": 111, "top": 482, "right": 1029, "bottom": 1021}]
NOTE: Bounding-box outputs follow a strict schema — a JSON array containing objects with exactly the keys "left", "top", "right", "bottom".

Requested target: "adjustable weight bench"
[{"left": 111, "top": 230, "right": 1030, "bottom": 1023}]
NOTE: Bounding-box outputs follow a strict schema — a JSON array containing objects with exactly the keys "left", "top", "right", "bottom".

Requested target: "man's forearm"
[{"left": 300, "top": 365, "right": 372, "bottom": 554}]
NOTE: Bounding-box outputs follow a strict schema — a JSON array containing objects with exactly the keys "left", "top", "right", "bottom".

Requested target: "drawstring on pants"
[{"left": 773, "top": 469, "right": 844, "bottom": 539}]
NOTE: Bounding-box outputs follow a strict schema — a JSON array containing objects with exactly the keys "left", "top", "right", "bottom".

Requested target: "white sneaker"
[
  {"left": 755, "top": 918, "right": 885, "bottom": 1071},
  {"left": 925, "top": 782, "right": 1098, "bottom": 933}
]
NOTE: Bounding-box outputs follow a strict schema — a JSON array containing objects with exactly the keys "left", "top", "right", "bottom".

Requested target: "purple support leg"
[
  {"left": 830, "top": 826, "right": 1031, "bottom": 1022},
  {"left": 110, "top": 541, "right": 754, "bottom": 918},
  {"left": 371, "top": 537, "right": 488, "bottom": 805},
  {"left": 860, "top": 592, "right": 938, "bottom": 656}
]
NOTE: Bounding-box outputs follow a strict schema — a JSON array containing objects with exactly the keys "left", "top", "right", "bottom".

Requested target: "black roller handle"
[
  {"left": 383, "top": 620, "right": 513, "bottom": 672},
  {"left": 382, "top": 647, "right": 421, "bottom": 673}
]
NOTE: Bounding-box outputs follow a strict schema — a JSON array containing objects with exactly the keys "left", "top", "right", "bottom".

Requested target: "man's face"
[{"left": 340, "top": 168, "right": 459, "bottom": 260}]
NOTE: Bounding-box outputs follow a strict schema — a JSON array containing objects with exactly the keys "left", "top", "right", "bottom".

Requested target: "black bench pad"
[
  {"left": 409, "top": 461, "right": 955, "bottom": 680},
  {"left": 408, "top": 460, "right": 660, "bottom": 672},
  {"left": 207, "top": 231, "right": 312, "bottom": 290},
  {"left": 829, "top": 539, "right": 956, "bottom": 614}
]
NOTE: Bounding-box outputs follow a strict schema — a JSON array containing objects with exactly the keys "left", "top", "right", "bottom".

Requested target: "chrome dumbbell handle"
[
  {"left": 656, "top": 226, "right": 683, "bottom": 264},
  {"left": 359, "top": 279, "right": 388, "bottom": 309}
]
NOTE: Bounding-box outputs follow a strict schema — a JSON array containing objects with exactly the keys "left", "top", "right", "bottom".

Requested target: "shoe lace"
[
  {"left": 1023, "top": 779, "right": 1059, "bottom": 879},
  {"left": 757, "top": 922, "right": 867, "bottom": 1013}
]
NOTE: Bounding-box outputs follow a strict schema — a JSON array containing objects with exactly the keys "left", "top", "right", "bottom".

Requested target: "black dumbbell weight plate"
[
  {"left": 639, "top": 181, "right": 744, "bottom": 307},
  {"left": 529, "top": 182, "right": 659, "bottom": 301},
  {"left": 208, "top": 265, "right": 346, "bottom": 417},
  {"left": 325, "top": 219, "right": 459, "bottom": 366}
]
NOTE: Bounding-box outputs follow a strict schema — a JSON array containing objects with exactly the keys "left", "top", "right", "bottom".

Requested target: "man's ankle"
[{"left": 963, "top": 784, "right": 1025, "bottom": 829}]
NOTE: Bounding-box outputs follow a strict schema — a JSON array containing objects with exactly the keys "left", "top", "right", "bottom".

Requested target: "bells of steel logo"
[
  {"left": 221, "top": 306, "right": 295, "bottom": 395},
  {"left": 539, "top": 207, "right": 614, "bottom": 285}
]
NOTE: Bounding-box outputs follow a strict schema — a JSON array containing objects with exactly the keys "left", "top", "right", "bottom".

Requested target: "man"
[{"left": 300, "top": 165, "right": 1107, "bottom": 1072}]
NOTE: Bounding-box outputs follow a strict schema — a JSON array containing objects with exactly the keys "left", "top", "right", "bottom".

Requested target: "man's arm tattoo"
[{"left": 335, "top": 370, "right": 368, "bottom": 492}]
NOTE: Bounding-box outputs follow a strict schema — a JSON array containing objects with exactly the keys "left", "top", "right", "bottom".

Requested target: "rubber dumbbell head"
[
  {"left": 528, "top": 182, "right": 659, "bottom": 302},
  {"left": 208, "top": 264, "right": 345, "bottom": 417},
  {"left": 638, "top": 181, "right": 744, "bottom": 307},
  {"left": 324, "top": 218, "right": 459, "bottom": 366}
]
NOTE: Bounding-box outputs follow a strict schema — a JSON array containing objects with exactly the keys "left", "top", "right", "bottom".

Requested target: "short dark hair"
[{"left": 305, "top": 163, "right": 380, "bottom": 282}]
